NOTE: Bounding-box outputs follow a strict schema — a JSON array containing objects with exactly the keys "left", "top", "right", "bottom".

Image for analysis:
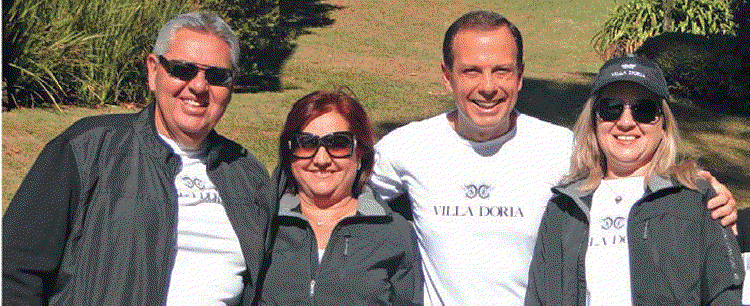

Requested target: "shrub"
[
  {"left": 592, "top": 0, "right": 736, "bottom": 59},
  {"left": 636, "top": 32, "right": 749, "bottom": 115}
]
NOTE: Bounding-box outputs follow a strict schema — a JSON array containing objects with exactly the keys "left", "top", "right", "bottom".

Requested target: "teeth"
[
  {"left": 472, "top": 100, "right": 499, "bottom": 108},
  {"left": 617, "top": 135, "right": 636, "bottom": 141},
  {"left": 184, "top": 99, "right": 201, "bottom": 107}
]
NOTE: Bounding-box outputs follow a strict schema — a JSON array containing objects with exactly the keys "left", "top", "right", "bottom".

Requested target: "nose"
[
  {"left": 478, "top": 73, "right": 498, "bottom": 101},
  {"left": 187, "top": 70, "right": 209, "bottom": 93},
  {"left": 615, "top": 105, "right": 636, "bottom": 129},
  {"left": 311, "top": 146, "right": 333, "bottom": 167}
]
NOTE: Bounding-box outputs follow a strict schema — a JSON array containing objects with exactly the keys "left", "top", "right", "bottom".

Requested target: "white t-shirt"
[
  {"left": 585, "top": 176, "right": 644, "bottom": 306},
  {"left": 743, "top": 253, "right": 750, "bottom": 304},
  {"left": 370, "top": 111, "right": 573, "bottom": 305},
  {"left": 160, "top": 136, "right": 246, "bottom": 306}
]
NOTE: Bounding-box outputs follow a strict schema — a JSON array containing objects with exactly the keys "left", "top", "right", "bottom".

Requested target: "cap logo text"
[
  {"left": 621, "top": 64, "right": 636, "bottom": 69},
  {"left": 611, "top": 70, "right": 646, "bottom": 78}
]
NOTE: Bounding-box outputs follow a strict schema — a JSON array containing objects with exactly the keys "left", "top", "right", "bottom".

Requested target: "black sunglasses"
[
  {"left": 595, "top": 97, "right": 662, "bottom": 123},
  {"left": 288, "top": 131, "right": 357, "bottom": 159},
  {"left": 158, "top": 55, "right": 234, "bottom": 86}
]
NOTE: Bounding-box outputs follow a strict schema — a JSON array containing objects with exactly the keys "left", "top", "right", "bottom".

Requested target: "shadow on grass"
[
  {"left": 235, "top": 0, "right": 344, "bottom": 93},
  {"left": 376, "top": 76, "right": 749, "bottom": 204}
]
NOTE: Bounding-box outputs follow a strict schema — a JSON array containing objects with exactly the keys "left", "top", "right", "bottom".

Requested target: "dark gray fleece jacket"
[
  {"left": 525, "top": 176, "right": 743, "bottom": 306},
  {"left": 259, "top": 185, "right": 422, "bottom": 306}
]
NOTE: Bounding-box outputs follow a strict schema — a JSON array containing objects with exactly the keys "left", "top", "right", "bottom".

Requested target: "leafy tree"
[{"left": 202, "top": 0, "right": 339, "bottom": 92}]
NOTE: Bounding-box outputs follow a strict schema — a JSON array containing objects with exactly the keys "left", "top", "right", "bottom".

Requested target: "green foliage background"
[
  {"left": 3, "top": 0, "right": 193, "bottom": 109},
  {"left": 3, "top": 0, "right": 337, "bottom": 108},
  {"left": 592, "top": 0, "right": 736, "bottom": 59}
]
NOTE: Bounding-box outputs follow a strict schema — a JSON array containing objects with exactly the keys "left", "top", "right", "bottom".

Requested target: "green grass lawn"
[{"left": 3, "top": 0, "right": 749, "bottom": 211}]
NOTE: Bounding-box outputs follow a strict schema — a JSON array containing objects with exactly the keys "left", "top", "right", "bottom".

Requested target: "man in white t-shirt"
[{"left": 369, "top": 10, "right": 739, "bottom": 305}]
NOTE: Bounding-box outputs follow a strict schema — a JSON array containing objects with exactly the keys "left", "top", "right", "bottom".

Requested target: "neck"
[
  {"left": 605, "top": 162, "right": 651, "bottom": 179},
  {"left": 299, "top": 195, "right": 358, "bottom": 227},
  {"left": 448, "top": 110, "right": 516, "bottom": 142},
  {"left": 153, "top": 108, "right": 208, "bottom": 150}
]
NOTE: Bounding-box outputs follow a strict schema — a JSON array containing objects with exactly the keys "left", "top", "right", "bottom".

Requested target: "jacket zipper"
[
  {"left": 309, "top": 279, "right": 316, "bottom": 298},
  {"left": 307, "top": 215, "right": 355, "bottom": 305},
  {"left": 308, "top": 224, "right": 318, "bottom": 305},
  {"left": 164, "top": 155, "right": 181, "bottom": 305},
  {"left": 642, "top": 219, "right": 649, "bottom": 239}
]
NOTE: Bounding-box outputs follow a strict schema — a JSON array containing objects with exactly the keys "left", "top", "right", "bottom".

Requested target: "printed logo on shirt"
[
  {"left": 430, "top": 183, "right": 524, "bottom": 218},
  {"left": 178, "top": 176, "right": 222, "bottom": 204},
  {"left": 464, "top": 184, "right": 492, "bottom": 199},
  {"left": 431, "top": 205, "right": 524, "bottom": 217},
  {"left": 600, "top": 216, "right": 626, "bottom": 230},
  {"left": 589, "top": 215, "right": 628, "bottom": 247}
]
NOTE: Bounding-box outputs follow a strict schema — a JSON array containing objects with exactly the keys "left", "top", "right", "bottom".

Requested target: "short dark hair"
[
  {"left": 278, "top": 90, "right": 375, "bottom": 197},
  {"left": 442, "top": 10, "right": 524, "bottom": 70}
]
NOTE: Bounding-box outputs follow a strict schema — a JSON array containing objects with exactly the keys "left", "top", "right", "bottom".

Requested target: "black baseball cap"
[{"left": 590, "top": 54, "right": 670, "bottom": 99}]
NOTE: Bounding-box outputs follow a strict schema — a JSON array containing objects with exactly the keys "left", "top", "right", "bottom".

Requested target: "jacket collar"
[
  {"left": 278, "top": 185, "right": 389, "bottom": 220},
  {"left": 553, "top": 174, "right": 678, "bottom": 220}
]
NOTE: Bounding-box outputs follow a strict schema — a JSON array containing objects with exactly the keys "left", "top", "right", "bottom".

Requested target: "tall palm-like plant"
[{"left": 4, "top": 1, "right": 94, "bottom": 110}]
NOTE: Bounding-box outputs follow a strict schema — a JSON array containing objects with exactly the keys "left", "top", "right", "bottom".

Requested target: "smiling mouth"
[
  {"left": 616, "top": 135, "right": 637, "bottom": 141},
  {"left": 471, "top": 99, "right": 502, "bottom": 109},
  {"left": 311, "top": 170, "right": 337, "bottom": 178},
  {"left": 183, "top": 99, "right": 207, "bottom": 107}
]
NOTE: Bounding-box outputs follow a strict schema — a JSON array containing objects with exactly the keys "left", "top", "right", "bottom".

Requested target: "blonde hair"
[{"left": 565, "top": 95, "right": 697, "bottom": 191}]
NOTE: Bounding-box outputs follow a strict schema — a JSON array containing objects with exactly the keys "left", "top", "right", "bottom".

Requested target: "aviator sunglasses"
[
  {"left": 595, "top": 97, "right": 662, "bottom": 123},
  {"left": 288, "top": 131, "right": 357, "bottom": 159},
  {"left": 158, "top": 55, "right": 234, "bottom": 86}
]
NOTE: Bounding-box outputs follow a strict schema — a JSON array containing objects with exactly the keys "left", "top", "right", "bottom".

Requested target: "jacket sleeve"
[
  {"left": 524, "top": 197, "right": 561, "bottom": 306},
  {"left": 390, "top": 220, "right": 423, "bottom": 306},
  {"left": 2, "top": 137, "right": 80, "bottom": 306},
  {"left": 701, "top": 188, "right": 744, "bottom": 305},
  {"left": 736, "top": 208, "right": 750, "bottom": 253},
  {"left": 253, "top": 172, "right": 278, "bottom": 306}
]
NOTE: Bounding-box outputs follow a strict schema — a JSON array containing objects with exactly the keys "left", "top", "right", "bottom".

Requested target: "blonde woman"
[{"left": 525, "top": 55, "right": 744, "bottom": 305}]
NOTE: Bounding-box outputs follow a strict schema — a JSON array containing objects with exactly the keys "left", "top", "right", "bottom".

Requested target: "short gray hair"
[{"left": 152, "top": 12, "right": 239, "bottom": 68}]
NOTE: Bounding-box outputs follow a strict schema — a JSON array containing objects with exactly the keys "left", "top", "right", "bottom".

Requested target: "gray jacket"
[
  {"left": 259, "top": 185, "right": 422, "bottom": 305},
  {"left": 3, "top": 104, "right": 276, "bottom": 305},
  {"left": 525, "top": 176, "right": 744, "bottom": 305}
]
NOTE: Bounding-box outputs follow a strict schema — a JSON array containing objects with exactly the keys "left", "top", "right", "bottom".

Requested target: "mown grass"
[{"left": 3, "top": 0, "right": 748, "bottom": 211}]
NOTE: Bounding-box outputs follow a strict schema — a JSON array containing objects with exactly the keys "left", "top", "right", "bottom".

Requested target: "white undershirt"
[
  {"left": 585, "top": 176, "right": 644, "bottom": 306},
  {"left": 160, "top": 136, "right": 246, "bottom": 306},
  {"left": 743, "top": 253, "right": 750, "bottom": 304},
  {"left": 318, "top": 249, "right": 325, "bottom": 263}
]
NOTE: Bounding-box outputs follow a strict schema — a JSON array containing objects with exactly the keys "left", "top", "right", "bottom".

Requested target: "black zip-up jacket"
[
  {"left": 737, "top": 208, "right": 750, "bottom": 252},
  {"left": 525, "top": 176, "right": 744, "bottom": 305},
  {"left": 2, "top": 104, "right": 276, "bottom": 305},
  {"left": 259, "top": 185, "right": 422, "bottom": 305}
]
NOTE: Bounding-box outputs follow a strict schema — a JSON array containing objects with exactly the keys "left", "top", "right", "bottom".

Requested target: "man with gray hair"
[{"left": 3, "top": 12, "right": 275, "bottom": 305}]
